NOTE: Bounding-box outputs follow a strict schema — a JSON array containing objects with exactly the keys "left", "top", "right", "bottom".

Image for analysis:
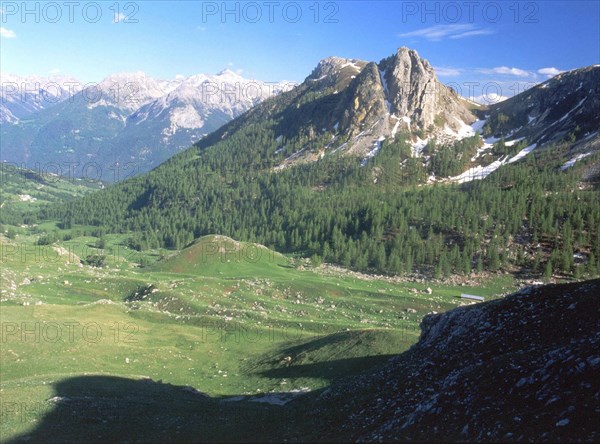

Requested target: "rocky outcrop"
[
  {"left": 379, "top": 47, "right": 476, "bottom": 132},
  {"left": 306, "top": 56, "right": 367, "bottom": 91},
  {"left": 488, "top": 66, "right": 600, "bottom": 143},
  {"left": 302, "top": 279, "right": 600, "bottom": 442},
  {"left": 339, "top": 62, "right": 389, "bottom": 140}
]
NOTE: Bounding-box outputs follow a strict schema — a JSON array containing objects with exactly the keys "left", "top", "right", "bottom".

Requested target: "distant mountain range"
[
  {"left": 0, "top": 70, "right": 290, "bottom": 179},
  {"left": 0, "top": 73, "right": 83, "bottom": 123}
]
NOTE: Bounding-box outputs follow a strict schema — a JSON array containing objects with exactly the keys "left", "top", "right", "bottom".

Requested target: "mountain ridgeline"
[
  {"left": 37, "top": 48, "right": 600, "bottom": 279},
  {"left": 0, "top": 70, "right": 289, "bottom": 178},
  {"left": 484, "top": 65, "right": 600, "bottom": 147}
]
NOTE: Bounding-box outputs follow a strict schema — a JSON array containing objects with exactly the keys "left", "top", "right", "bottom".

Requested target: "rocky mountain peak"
[
  {"left": 253, "top": 47, "right": 480, "bottom": 167},
  {"left": 92, "top": 72, "right": 168, "bottom": 111},
  {"left": 389, "top": 46, "right": 434, "bottom": 77},
  {"left": 307, "top": 56, "right": 367, "bottom": 88},
  {"left": 379, "top": 47, "right": 475, "bottom": 132},
  {"left": 214, "top": 68, "right": 247, "bottom": 82}
]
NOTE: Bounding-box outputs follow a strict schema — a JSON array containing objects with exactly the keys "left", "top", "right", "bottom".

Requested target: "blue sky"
[{"left": 1, "top": 1, "right": 599, "bottom": 101}]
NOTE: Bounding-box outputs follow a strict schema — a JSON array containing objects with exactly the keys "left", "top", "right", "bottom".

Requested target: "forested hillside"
[{"left": 37, "top": 128, "right": 600, "bottom": 279}]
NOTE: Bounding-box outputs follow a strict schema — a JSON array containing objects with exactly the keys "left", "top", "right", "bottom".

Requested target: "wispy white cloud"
[
  {"left": 49, "top": 68, "right": 61, "bottom": 75},
  {"left": 537, "top": 67, "right": 563, "bottom": 78},
  {"left": 479, "top": 66, "right": 532, "bottom": 77},
  {"left": 494, "top": 66, "right": 530, "bottom": 76},
  {"left": 399, "top": 24, "right": 493, "bottom": 41},
  {"left": 0, "top": 27, "right": 16, "bottom": 39},
  {"left": 434, "top": 66, "right": 462, "bottom": 77},
  {"left": 113, "top": 12, "right": 126, "bottom": 23},
  {"left": 449, "top": 29, "right": 494, "bottom": 39}
]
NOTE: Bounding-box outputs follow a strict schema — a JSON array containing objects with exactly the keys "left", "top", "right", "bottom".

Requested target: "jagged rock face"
[
  {"left": 276, "top": 47, "right": 477, "bottom": 162},
  {"left": 379, "top": 47, "right": 476, "bottom": 131},
  {"left": 324, "top": 47, "right": 477, "bottom": 157},
  {"left": 304, "top": 47, "right": 475, "bottom": 142},
  {"left": 380, "top": 47, "right": 437, "bottom": 128},
  {"left": 339, "top": 63, "right": 388, "bottom": 140}
]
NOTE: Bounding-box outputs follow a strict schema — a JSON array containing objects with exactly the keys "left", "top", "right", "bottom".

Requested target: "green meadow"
[{"left": 1, "top": 227, "right": 515, "bottom": 441}]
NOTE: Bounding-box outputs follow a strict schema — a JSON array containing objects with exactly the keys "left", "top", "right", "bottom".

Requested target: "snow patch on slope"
[
  {"left": 341, "top": 61, "right": 361, "bottom": 71},
  {"left": 561, "top": 152, "right": 592, "bottom": 170},
  {"left": 453, "top": 117, "right": 476, "bottom": 138},
  {"left": 19, "top": 194, "right": 37, "bottom": 202},
  {"left": 470, "top": 119, "right": 486, "bottom": 133},
  {"left": 558, "top": 97, "right": 587, "bottom": 122},
  {"left": 449, "top": 159, "right": 507, "bottom": 183},
  {"left": 450, "top": 143, "right": 538, "bottom": 183},
  {"left": 361, "top": 136, "right": 386, "bottom": 166},
  {"left": 411, "top": 138, "right": 429, "bottom": 158},
  {"left": 507, "top": 143, "right": 537, "bottom": 164}
]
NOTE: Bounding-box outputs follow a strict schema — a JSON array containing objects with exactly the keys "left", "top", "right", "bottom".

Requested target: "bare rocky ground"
[{"left": 292, "top": 279, "right": 600, "bottom": 442}]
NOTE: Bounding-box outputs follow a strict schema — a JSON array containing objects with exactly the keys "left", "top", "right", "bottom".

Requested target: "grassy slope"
[
  {"left": 0, "top": 166, "right": 98, "bottom": 211},
  {"left": 0, "top": 226, "right": 514, "bottom": 441}
]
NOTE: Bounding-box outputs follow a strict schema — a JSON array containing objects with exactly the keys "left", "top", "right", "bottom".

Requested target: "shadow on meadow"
[
  {"left": 7, "top": 352, "right": 395, "bottom": 443},
  {"left": 257, "top": 355, "right": 396, "bottom": 380},
  {"left": 7, "top": 375, "right": 294, "bottom": 443}
]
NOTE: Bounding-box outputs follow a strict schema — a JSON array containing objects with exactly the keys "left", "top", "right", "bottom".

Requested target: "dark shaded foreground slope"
[{"left": 300, "top": 279, "right": 600, "bottom": 442}]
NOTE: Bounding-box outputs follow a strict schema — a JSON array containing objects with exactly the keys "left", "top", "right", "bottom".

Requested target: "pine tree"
[{"left": 544, "top": 260, "right": 553, "bottom": 282}]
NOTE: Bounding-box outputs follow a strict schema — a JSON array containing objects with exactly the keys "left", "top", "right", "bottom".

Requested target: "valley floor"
[{"left": 0, "top": 232, "right": 518, "bottom": 442}]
